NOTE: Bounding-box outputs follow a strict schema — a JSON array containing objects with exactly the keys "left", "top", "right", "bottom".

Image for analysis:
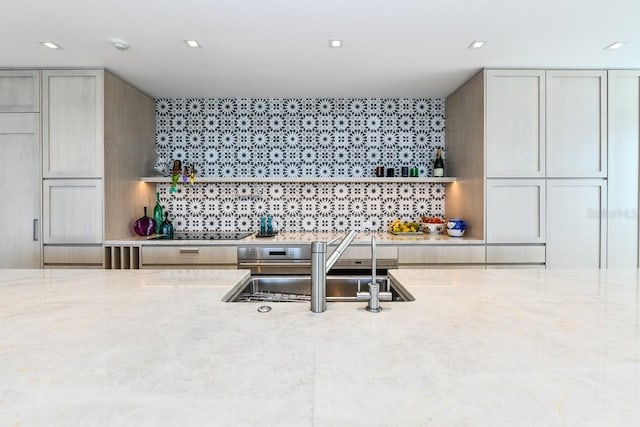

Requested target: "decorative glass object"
[
  {"left": 153, "top": 192, "right": 164, "bottom": 234},
  {"left": 133, "top": 207, "right": 156, "bottom": 236},
  {"left": 160, "top": 212, "right": 174, "bottom": 239}
]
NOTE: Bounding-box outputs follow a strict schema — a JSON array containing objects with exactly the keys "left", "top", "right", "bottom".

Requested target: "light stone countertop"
[
  {"left": 106, "top": 231, "right": 484, "bottom": 246},
  {"left": 1, "top": 268, "right": 639, "bottom": 426}
]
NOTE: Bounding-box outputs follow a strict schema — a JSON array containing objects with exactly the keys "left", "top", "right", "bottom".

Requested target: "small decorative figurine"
[
  {"left": 189, "top": 164, "right": 196, "bottom": 185},
  {"left": 182, "top": 165, "right": 189, "bottom": 184},
  {"left": 170, "top": 160, "right": 182, "bottom": 193}
]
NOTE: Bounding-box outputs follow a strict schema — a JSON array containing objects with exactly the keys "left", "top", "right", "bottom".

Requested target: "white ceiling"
[{"left": 2, "top": 0, "right": 639, "bottom": 98}]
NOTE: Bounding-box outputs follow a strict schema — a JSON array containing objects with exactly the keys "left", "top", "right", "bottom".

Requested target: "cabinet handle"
[
  {"left": 33, "top": 219, "right": 39, "bottom": 241},
  {"left": 179, "top": 248, "right": 200, "bottom": 255}
]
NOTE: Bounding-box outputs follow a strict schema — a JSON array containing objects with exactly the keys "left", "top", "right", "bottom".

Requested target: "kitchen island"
[{"left": 1, "top": 268, "right": 639, "bottom": 426}]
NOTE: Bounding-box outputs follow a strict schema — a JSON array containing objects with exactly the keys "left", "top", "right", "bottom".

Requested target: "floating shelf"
[{"left": 140, "top": 177, "right": 457, "bottom": 184}]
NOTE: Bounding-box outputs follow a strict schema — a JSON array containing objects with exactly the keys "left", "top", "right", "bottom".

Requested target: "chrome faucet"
[
  {"left": 310, "top": 231, "right": 357, "bottom": 313},
  {"left": 356, "top": 235, "right": 392, "bottom": 312}
]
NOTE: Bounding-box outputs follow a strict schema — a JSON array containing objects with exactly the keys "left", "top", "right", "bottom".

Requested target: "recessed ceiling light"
[
  {"left": 110, "top": 38, "right": 130, "bottom": 51},
  {"left": 468, "top": 40, "right": 486, "bottom": 49},
  {"left": 329, "top": 39, "right": 343, "bottom": 48},
  {"left": 41, "top": 41, "right": 62, "bottom": 49},
  {"left": 184, "top": 39, "right": 201, "bottom": 48},
  {"left": 605, "top": 41, "right": 625, "bottom": 50}
]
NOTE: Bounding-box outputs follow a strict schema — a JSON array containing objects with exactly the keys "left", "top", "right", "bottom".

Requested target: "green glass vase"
[{"left": 153, "top": 192, "right": 164, "bottom": 234}]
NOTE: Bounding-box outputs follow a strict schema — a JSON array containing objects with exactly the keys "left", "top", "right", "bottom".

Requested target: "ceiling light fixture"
[
  {"left": 184, "top": 39, "right": 201, "bottom": 48},
  {"left": 110, "top": 38, "right": 130, "bottom": 51},
  {"left": 41, "top": 41, "right": 62, "bottom": 49},
  {"left": 605, "top": 41, "right": 625, "bottom": 50},
  {"left": 329, "top": 39, "right": 343, "bottom": 48},
  {"left": 468, "top": 40, "right": 486, "bottom": 49}
]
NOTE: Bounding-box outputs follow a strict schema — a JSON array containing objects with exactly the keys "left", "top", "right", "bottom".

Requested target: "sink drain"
[{"left": 257, "top": 305, "right": 272, "bottom": 313}]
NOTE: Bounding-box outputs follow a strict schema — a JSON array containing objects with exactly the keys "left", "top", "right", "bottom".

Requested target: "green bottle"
[{"left": 153, "top": 192, "right": 164, "bottom": 234}]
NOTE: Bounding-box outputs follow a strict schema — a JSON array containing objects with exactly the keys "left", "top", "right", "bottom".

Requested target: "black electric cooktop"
[{"left": 151, "top": 231, "right": 254, "bottom": 240}]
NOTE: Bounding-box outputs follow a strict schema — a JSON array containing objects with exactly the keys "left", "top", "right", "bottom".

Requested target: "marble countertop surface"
[
  {"left": 106, "top": 231, "right": 484, "bottom": 246},
  {"left": 1, "top": 268, "right": 639, "bottom": 426}
]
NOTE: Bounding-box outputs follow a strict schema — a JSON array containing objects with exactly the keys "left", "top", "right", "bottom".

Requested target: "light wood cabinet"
[
  {"left": 485, "top": 70, "right": 545, "bottom": 178},
  {"left": 486, "top": 245, "right": 545, "bottom": 265},
  {"left": 607, "top": 70, "right": 640, "bottom": 268},
  {"left": 43, "top": 179, "right": 103, "bottom": 244},
  {"left": 398, "top": 245, "right": 485, "bottom": 266},
  {"left": 0, "top": 70, "right": 40, "bottom": 112},
  {"left": 447, "top": 68, "right": 613, "bottom": 268},
  {"left": 546, "top": 70, "right": 607, "bottom": 178},
  {"left": 42, "top": 70, "right": 104, "bottom": 178},
  {"left": 39, "top": 70, "right": 155, "bottom": 267},
  {"left": 486, "top": 179, "right": 545, "bottom": 244},
  {"left": 43, "top": 245, "right": 103, "bottom": 268},
  {"left": 0, "top": 113, "right": 41, "bottom": 267},
  {"left": 141, "top": 246, "right": 237, "bottom": 268},
  {"left": 546, "top": 179, "right": 607, "bottom": 268}
]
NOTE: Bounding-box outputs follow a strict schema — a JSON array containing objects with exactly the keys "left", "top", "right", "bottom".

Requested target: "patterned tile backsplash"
[
  {"left": 155, "top": 98, "right": 446, "bottom": 232},
  {"left": 157, "top": 182, "right": 445, "bottom": 233}
]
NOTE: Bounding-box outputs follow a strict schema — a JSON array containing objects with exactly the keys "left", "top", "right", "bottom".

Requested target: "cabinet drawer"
[
  {"left": 486, "top": 245, "right": 545, "bottom": 264},
  {"left": 43, "top": 245, "right": 104, "bottom": 266},
  {"left": 142, "top": 246, "right": 237, "bottom": 265},
  {"left": 333, "top": 245, "right": 398, "bottom": 260},
  {"left": 398, "top": 245, "right": 485, "bottom": 264}
]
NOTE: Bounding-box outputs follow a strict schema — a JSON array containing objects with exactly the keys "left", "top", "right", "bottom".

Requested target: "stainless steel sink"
[{"left": 222, "top": 275, "right": 415, "bottom": 302}]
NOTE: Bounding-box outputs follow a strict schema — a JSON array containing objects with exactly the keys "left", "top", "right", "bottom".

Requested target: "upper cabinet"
[
  {"left": 42, "top": 70, "right": 104, "bottom": 178},
  {"left": 0, "top": 70, "right": 40, "bottom": 113},
  {"left": 485, "top": 69, "right": 607, "bottom": 179},
  {"left": 485, "top": 70, "right": 545, "bottom": 178},
  {"left": 546, "top": 70, "right": 607, "bottom": 178}
]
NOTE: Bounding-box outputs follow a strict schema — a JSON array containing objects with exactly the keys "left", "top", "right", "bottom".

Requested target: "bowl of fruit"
[
  {"left": 421, "top": 216, "right": 445, "bottom": 234},
  {"left": 388, "top": 219, "right": 421, "bottom": 235}
]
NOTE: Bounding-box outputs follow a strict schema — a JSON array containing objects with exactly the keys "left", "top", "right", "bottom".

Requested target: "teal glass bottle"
[
  {"left": 160, "top": 212, "right": 174, "bottom": 239},
  {"left": 153, "top": 192, "right": 164, "bottom": 234}
]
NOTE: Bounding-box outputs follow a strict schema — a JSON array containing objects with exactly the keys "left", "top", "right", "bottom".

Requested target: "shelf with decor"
[{"left": 139, "top": 176, "right": 457, "bottom": 184}]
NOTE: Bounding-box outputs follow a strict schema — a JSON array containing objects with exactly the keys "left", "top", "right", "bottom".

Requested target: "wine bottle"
[
  {"left": 433, "top": 147, "right": 444, "bottom": 177},
  {"left": 153, "top": 192, "right": 164, "bottom": 234}
]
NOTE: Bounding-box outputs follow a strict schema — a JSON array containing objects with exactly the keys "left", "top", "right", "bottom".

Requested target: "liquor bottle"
[
  {"left": 433, "top": 147, "right": 444, "bottom": 177},
  {"left": 153, "top": 192, "right": 164, "bottom": 234}
]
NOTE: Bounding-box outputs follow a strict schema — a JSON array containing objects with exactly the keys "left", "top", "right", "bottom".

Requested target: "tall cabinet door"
[
  {"left": 0, "top": 114, "right": 41, "bottom": 267},
  {"left": 42, "top": 70, "right": 104, "bottom": 178},
  {"left": 608, "top": 70, "right": 640, "bottom": 267},
  {"left": 485, "top": 70, "right": 546, "bottom": 178},
  {"left": 546, "top": 70, "right": 607, "bottom": 178},
  {"left": 547, "top": 179, "right": 607, "bottom": 268}
]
